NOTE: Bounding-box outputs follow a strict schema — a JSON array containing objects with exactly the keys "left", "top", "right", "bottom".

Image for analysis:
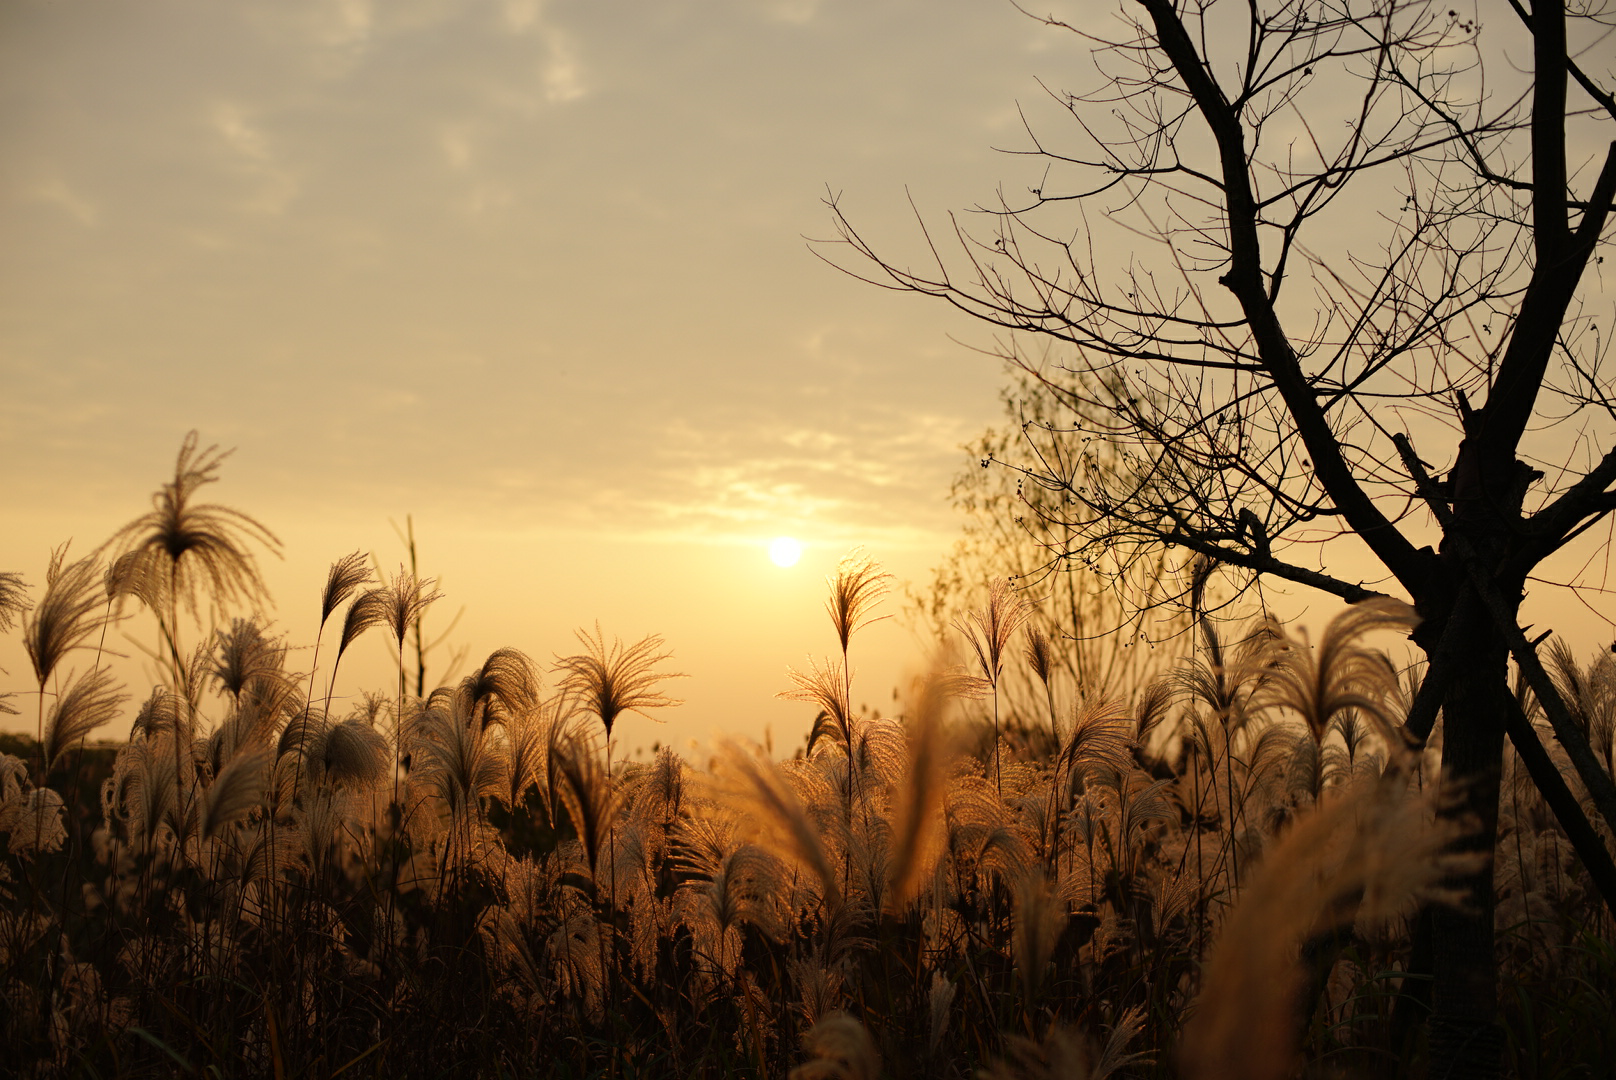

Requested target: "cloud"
[
  {"left": 210, "top": 101, "right": 301, "bottom": 214},
  {"left": 30, "top": 179, "right": 99, "bottom": 226}
]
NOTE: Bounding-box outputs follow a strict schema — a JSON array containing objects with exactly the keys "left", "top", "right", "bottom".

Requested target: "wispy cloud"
[
  {"left": 30, "top": 179, "right": 99, "bottom": 226},
  {"left": 210, "top": 101, "right": 300, "bottom": 214}
]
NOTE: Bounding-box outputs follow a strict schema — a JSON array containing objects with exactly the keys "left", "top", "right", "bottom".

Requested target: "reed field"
[{"left": 1, "top": 437, "right": 1611, "bottom": 1079}]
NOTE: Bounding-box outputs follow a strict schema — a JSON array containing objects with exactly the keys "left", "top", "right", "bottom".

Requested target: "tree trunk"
[{"left": 1426, "top": 585, "right": 1510, "bottom": 1080}]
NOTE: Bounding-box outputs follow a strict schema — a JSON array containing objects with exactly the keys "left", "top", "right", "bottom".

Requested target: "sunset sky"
[
  {"left": 1, "top": 0, "right": 1080, "bottom": 749},
  {"left": 4, "top": 0, "right": 1611, "bottom": 751}
]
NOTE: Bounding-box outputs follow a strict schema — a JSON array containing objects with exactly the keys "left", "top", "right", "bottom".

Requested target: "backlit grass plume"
[
  {"left": 23, "top": 545, "right": 106, "bottom": 692},
  {"left": 556, "top": 622, "right": 685, "bottom": 774},
  {"left": 956, "top": 576, "right": 1033, "bottom": 793},
  {"left": 42, "top": 668, "right": 125, "bottom": 773},
  {"left": 1258, "top": 597, "right": 1418, "bottom": 750},
  {"left": 825, "top": 547, "right": 893, "bottom": 655},
  {"left": 0, "top": 570, "right": 27, "bottom": 632},
  {"left": 106, "top": 431, "right": 281, "bottom": 625}
]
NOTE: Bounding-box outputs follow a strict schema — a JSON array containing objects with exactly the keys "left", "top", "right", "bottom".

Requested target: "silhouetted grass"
[{"left": 1, "top": 438, "right": 1610, "bottom": 1078}]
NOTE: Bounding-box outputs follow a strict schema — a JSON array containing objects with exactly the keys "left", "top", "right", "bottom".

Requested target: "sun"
[{"left": 768, "top": 536, "right": 802, "bottom": 568}]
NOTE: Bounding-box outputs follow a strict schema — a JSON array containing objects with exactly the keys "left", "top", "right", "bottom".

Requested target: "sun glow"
[{"left": 768, "top": 536, "right": 802, "bottom": 567}]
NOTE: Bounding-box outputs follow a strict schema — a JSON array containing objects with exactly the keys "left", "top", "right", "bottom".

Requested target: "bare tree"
[{"left": 822, "top": 1, "right": 1616, "bottom": 1076}]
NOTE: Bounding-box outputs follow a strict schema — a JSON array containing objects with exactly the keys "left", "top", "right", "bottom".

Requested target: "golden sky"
[
  {"left": 5, "top": 0, "right": 1612, "bottom": 749},
  {"left": 0, "top": 0, "right": 1075, "bottom": 747}
]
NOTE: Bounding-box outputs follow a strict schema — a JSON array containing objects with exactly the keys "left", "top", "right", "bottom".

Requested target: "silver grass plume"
[
  {"left": 378, "top": 565, "right": 442, "bottom": 648},
  {"left": 210, "top": 617, "right": 284, "bottom": 701},
  {"left": 714, "top": 741, "right": 843, "bottom": 910},
  {"left": 1174, "top": 616, "right": 1280, "bottom": 731},
  {"left": 337, "top": 586, "right": 390, "bottom": 660},
  {"left": 104, "top": 547, "right": 167, "bottom": 616},
  {"left": 825, "top": 548, "right": 893, "bottom": 655},
  {"left": 131, "top": 687, "right": 185, "bottom": 741},
  {"left": 1257, "top": 597, "right": 1418, "bottom": 752},
  {"left": 556, "top": 623, "right": 685, "bottom": 748},
  {"left": 1178, "top": 777, "right": 1484, "bottom": 1080},
  {"left": 0, "top": 570, "right": 27, "bottom": 631},
  {"left": 548, "top": 726, "right": 619, "bottom": 876},
  {"left": 412, "top": 682, "right": 506, "bottom": 819},
  {"left": 956, "top": 576, "right": 1033, "bottom": 793},
  {"left": 0, "top": 572, "right": 24, "bottom": 717},
  {"left": 23, "top": 545, "right": 107, "bottom": 689},
  {"left": 790, "top": 1012, "right": 880, "bottom": 1080},
  {"left": 43, "top": 668, "right": 126, "bottom": 772},
  {"left": 105, "top": 431, "right": 281, "bottom": 618},
  {"left": 464, "top": 647, "right": 541, "bottom": 729},
  {"left": 886, "top": 676, "right": 955, "bottom": 910},
  {"left": 782, "top": 657, "right": 854, "bottom": 757},
  {"left": 977, "top": 1008, "right": 1150, "bottom": 1080},
  {"left": 498, "top": 688, "right": 569, "bottom": 814},
  {"left": 0, "top": 787, "right": 67, "bottom": 856},
  {"left": 201, "top": 746, "right": 270, "bottom": 840},
  {"left": 1058, "top": 698, "right": 1135, "bottom": 790},
  {"left": 319, "top": 551, "right": 372, "bottom": 629},
  {"left": 297, "top": 713, "right": 389, "bottom": 791},
  {"left": 1011, "top": 869, "right": 1067, "bottom": 1005}
]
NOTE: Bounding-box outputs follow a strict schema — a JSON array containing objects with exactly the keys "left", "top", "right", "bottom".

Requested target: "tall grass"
[{"left": 1, "top": 440, "right": 1611, "bottom": 1078}]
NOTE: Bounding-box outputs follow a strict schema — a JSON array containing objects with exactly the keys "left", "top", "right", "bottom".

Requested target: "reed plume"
[
  {"left": 1178, "top": 777, "right": 1482, "bottom": 1080},
  {"left": 337, "top": 585, "right": 390, "bottom": 660},
  {"left": 320, "top": 551, "right": 372, "bottom": 628},
  {"left": 556, "top": 623, "right": 684, "bottom": 773},
  {"left": 201, "top": 746, "right": 270, "bottom": 840},
  {"left": 42, "top": 668, "right": 126, "bottom": 773},
  {"left": 956, "top": 576, "right": 1032, "bottom": 793},
  {"left": 0, "top": 571, "right": 27, "bottom": 631},
  {"left": 464, "top": 647, "right": 541, "bottom": 729},
  {"left": 714, "top": 741, "right": 842, "bottom": 911},
  {"left": 790, "top": 1012, "right": 880, "bottom": 1080},
  {"left": 23, "top": 546, "right": 106, "bottom": 691},
  {"left": 885, "top": 676, "right": 954, "bottom": 910},
  {"left": 1258, "top": 597, "right": 1417, "bottom": 750},
  {"left": 782, "top": 657, "right": 854, "bottom": 757},
  {"left": 105, "top": 433, "right": 280, "bottom": 613},
  {"left": 548, "top": 727, "right": 619, "bottom": 877}
]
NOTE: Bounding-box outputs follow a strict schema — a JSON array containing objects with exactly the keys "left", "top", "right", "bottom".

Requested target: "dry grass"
[{"left": 0, "top": 441, "right": 1610, "bottom": 1078}]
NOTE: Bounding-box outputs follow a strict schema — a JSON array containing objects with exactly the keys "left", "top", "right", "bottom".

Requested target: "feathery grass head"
[
  {"left": 790, "top": 1012, "right": 881, "bottom": 1080},
  {"left": 548, "top": 725, "right": 620, "bottom": 875},
  {"left": 211, "top": 617, "right": 284, "bottom": 700},
  {"left": 1259, "top": 597, "right": 1417, "bottom": 752},
  {"left": 24, "top": 545, "right": 107, "bottom": 689},
  {"left": 106, "top": 432, "right": 281, "bottom": 617},
  {"left": 131, "top": 686, "right": 185, "bottom": 740},
  {"left": 201, "top": 745, "right": 270, "bottom": 840},
  {"left": 1059, "top": 698, "right": 1135, "bottom": 782},
  {"left": 0, "top": 571, "right": 28, "bottom": 632},
  {"left": 338, "top": 584, "right": 391, "bottom": 659},
  {"left": 1173, "top": 615, "right": 1279, "bottom": 731},
  {"left": 43, "top": 668, "right": 127, "bottom": 773},
  {"left": 956, "top": 577, "right": 1033, "bottom": 688},
  {"left": 886, "top": 676, "right": 958, "bottom": 909},
  {"left": 466, "top": 647, "right": 541, "bottom": 728},
  {"left": 379, "top": 565, "right": 442, "bottom": 648},
  {"left": 782, "top": 657, "right": 854, "bottom": 755},
  {"left": 1024, "top": 624, "right": 1055, "bottom": 689},
  {"left": 556, "top": 622, "right": 685, "bottom": 741},
  {"left": 104, "top": 547, "right": 167, "bottom": 615},
  {"left": 319, "top": 551, "right": 372, "bottom": 629},
  {"left": 825, "top": 547, "right": 893, "bottom": 655},
  {"left": 1179, "top": 775, "right": 1482, "bottom": 1080},
  {"left": 713, "top": 740, "right": 843, "bottom": 911}
]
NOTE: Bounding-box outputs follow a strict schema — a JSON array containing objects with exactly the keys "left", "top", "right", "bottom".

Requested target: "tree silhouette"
[{"left": 823, "top": 1, "right": 1616, "bottom": 1076}]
